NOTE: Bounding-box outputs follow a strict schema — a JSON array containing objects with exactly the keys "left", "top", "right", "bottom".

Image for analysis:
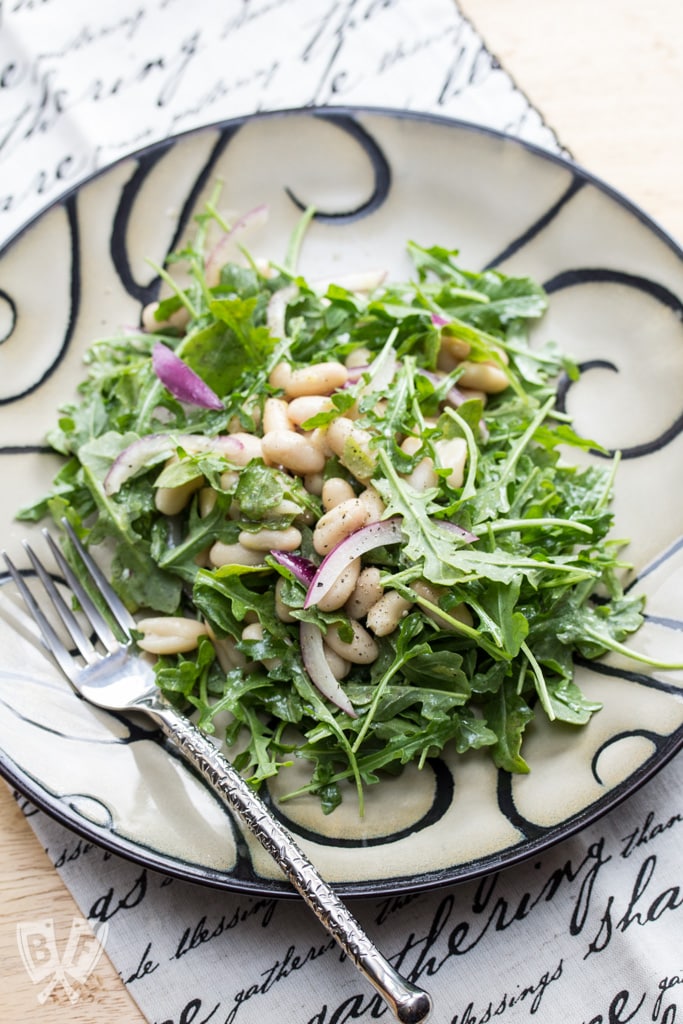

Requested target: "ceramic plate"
[{"left": 0, "top": 108, "right": 682, "bottom": 898}]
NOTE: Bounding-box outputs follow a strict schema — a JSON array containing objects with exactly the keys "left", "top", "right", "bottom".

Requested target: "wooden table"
[{"left": 1, "top": 1, "right": 681, "bottom": 1020}]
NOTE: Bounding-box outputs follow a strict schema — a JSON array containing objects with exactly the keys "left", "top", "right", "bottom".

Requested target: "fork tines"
[{"left": 2, "top": 522, "right": 136, "bottom": 677}]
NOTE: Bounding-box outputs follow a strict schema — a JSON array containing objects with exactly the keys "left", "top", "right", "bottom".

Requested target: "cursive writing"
[
  {"left": 226, "top": 938, "right": 340, "bottom": 1023},
  {"left": 620, "top": 809, "right": 683, "bottom": 859},
  {"left": 580, "top": 988, "right": 646, "bottom": 1024},
  {"left": 88, "top": 867, "right": 147, "bottom": 922},
  {"left": 585, "top": 854, "right": 683, "bottom": 958},
  {"left": 125, "top": 940, "right": 160, "bottom": 984},
  {"left": 450, "top": 958, "right": 564, "bottom": 1022},
  {"left": 172, "top": 899, "right": 278, "bottom": 960},
  {"left": 374, "top": 892, "right": 422, "bottom": 927},
  {"left": 53, "top": 835, "right": 97, "bottom": 868},
  {"left": 388, "top": 839, "right": 610, "bottom": 983},
  {"left": 0, "top": 0, "right": 554, "bottom": 245},
  {"left": 157, "top": 995, "right": 221, "bottom": 1024},
  {"left": 653, "top": 973, "right": 683, "bottom": 1021}
]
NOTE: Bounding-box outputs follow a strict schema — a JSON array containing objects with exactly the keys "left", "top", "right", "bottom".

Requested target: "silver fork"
[{"left": 2, "top": 523, "right": 432, "bottom": 1024}]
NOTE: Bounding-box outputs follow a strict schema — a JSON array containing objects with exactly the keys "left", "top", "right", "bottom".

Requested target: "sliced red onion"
[
  {"left": 269, "top": 550, "right": 316, "bottom": 586},
  {"left": 152, "top": 342, "right": 224, "bottom": 410},
  {"left": 431, "top": 313, "right": 449, "bottom": 326},
  {"left": 362, "top": 348, "right": 397, "bottom": 395},
  {"left": 103, "top": 432, "right": 245, "bottom": 496},
  {"left": 343, "top": 346, "right": 398, "bottom": 397},
  {"left": 444, "top": 385, "right": 470, "bottom": 409},
  {"left": 344, "top": 363, "right": 370, "bottom": 385},
  {"left": 304, "top": 518, "right": 404, "bottom": 610},
  {"left": 436, "top": 520, "right": 479, "bottom": 544},
  {"left": 266, "top": 284, "right": 298, "bottom": 339},
  {"left": 417, "top": 367, "right": 463, "bottom": 403},
  {"left": 299, "top": 620, "right": 357, "bottom": 718},
  {"left": 205, "top": 204, "right": 269, "bottom": 288}
]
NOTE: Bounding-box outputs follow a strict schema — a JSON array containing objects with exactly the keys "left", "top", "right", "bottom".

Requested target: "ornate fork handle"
[{"left": 139, "top": 691, "right": 432, "bottom": 1024}]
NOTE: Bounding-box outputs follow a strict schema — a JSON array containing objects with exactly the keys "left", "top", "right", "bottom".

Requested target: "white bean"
[
  {"left": 227, "top": 432, "right": 264, "bottom": 466},
  {"left": 209, "top": 542, "right": 266, "bottom": 567},
  {"left": 399, "top": 436, "right": 437, "bottom": 493},
  {"left": 193, "top": 546, "right": 213, "bottom": 568},
  {"left": 241, "top": 622, "right": 280, "bottom": 671},
  {"left": 283, "top": 361, "right": 348, "bottom": 398},
  {"left": 268, "top": 362, "right": 293, "bottom": 391},
  {"left": 275, "top": 577, "right": 296, "bottom": 623},
  {"left": 366, "top": 591, "right": 413, "bottom": 637},
  {"left": 437, "top": 348, "right": 460, "bottom": 374},
  {"left": 287, "top": 395, "right": 333, "bottom": 426},
  {"left": 198, "top": 487, "right": 217, "bottom": 517},
  {"left": 434, "top": 437, "right": 468, "bottom": 489},
  {"left": 345, "top": 566, "right": 383, "bottom": 620},
  {"left": 457, "top": 360, "right": 509, "bottom": 394},
  {"left": 325, "top": 417, "right": 376, "bottom": 480},
  {"left": 438, "top": 331, "right": 471, "bottom": 362},
  {"left": 357, "top": 486, "right": 385, "bottom": 522},
  {"left": 262, "top": 431, "right": 325, "bottom": 475},
  {"left": 400, "top": 437, "right": 421, "bottom": 457},
  {"left": 238, "top": 526, "right": 302, "bottom": 552},
  {"left": 205, "top": 623, "right": 248, "bottom": 671},
  {"left": 322, "top": 477, "right": 356, "bottom": 511},
  {"left": 220, "top": 469, "right": 240, "bottom": 491},
  {"left": 325, "top": 619, "right": 378, "bottom": 665},
  {"left": 268, "top": 498, "right": 312, "bottom": 525},
  {"left": 306, "top": 427, "right": 334, "bottom": 458},
  {"left": 154, "top": 475, "right": 203, "bottom": 515},
  {"left": 317, "top": 557, "right": 361, "bottom": 613},
  {"left": 312, "top": 497, "right": 369, "bottom": 555},
  {"left": 326, "top": 417, "right": 373, "bottom": 460},
  {"left": 323, "top": 644, "right": 351, "bottom": 680},
  {"left": 263, "top": 397, "right": 294, "bottom": 434},
  {"left": 412, "top": 579, "right": 473, "bottom": 630},
  {"left": 345, "top": 347, "right": 371, "bottom": 369},
  {"left": 136, "top": 616, "right": 208, "bottom": 655},
  {"left": 405, "top": 458, "right": 438, "bottom": 492},
  {"left": 303, "top": 472, "right": 324, "bottom": 496},
  {"left": 141, "top": 301, "right": 190, "bottom": 333},
  {"left": 453, "top": 386, "right": 487, "bottom": 405}
]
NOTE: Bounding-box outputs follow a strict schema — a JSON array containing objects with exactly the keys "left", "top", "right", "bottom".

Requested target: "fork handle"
[{"left": 140, "top": 694, "right": 432, "bottom": 1024}]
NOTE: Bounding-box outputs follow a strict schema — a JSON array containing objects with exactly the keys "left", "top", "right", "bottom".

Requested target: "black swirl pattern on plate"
[
  {"left": 495, "top": 770, "right": 548, "bottom": 842},
  {"left": 258, "top": 758, "right": 454, "bottom": 849},
  {"left": 549, "top": 268, "right": 683, "bottom": 458},
  {"left": 0, "top": 288, "right": 17, "bottom": 346},
  {"left": 590, "top": 729, "right": 664, "bottom": 788},
  {"left": 110, "top": 126, "right": 241, "bottom": 309},
  {"left": 284, "top": 111, "right": 391, "bottom": 223},
  {"left": 485, "top": 176, "right": 586, "bottom": 269},
  {"left": 0, "top": 194, "right": 80, "bottom": 407}
]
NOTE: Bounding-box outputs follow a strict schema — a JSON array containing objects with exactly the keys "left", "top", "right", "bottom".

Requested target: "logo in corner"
[{"left": 17, "top": 917, "right": 109, "bottom": 1004}]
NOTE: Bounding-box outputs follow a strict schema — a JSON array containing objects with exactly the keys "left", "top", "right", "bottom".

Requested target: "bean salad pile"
[{"left": 21, "top": 200, "right": 668, "bottom": 814}]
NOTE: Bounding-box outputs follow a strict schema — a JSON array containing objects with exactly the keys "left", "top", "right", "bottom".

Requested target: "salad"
[{"left": 20, "top": 197, "right": 675, "bottom": 815}]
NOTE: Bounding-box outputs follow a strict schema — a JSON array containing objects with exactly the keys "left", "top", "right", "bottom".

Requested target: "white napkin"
[
  {"left": 2, "top": 2, "right": 682, "bottom": 1022},
  {"left": 0, "top": 0, "right": 560, "bottom": 249}
]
